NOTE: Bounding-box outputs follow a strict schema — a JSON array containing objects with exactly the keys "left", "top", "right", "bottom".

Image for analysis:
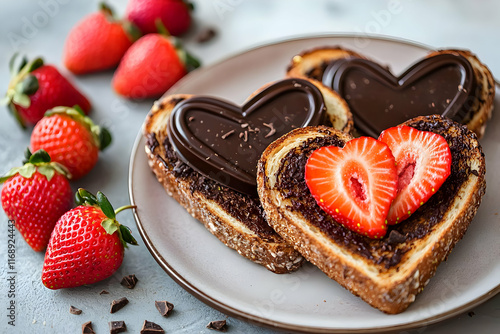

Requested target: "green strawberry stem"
[{"left": 115, "top": 205, "right": 136, "bottom": 215}]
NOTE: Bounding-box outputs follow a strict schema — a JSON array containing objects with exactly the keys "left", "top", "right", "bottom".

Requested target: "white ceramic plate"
[{"left": 129, "top": 35, "right": 500, "bottom": 333}]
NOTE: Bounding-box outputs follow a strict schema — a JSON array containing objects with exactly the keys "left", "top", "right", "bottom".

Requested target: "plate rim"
[{"left": 128, "top": 33, "right": 500, "bottom": 333}]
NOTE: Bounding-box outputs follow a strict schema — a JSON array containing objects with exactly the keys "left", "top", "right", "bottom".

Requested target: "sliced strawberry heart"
[
  {"left": 378, "top": 125, "right": 451, "bottom": 224},
  {"left": 305, "top": 137, "right": 398, "bottom": 239}
]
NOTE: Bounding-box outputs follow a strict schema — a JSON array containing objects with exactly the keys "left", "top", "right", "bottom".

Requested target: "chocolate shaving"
[
  {"left": 387, "top": 230, "right": 406, "bottom": 244},
  {"left": 196, "top": 27, "right": 217, "bottom": 43},
  {"left": 109, "top": 320, "right": 127, "bottom": 334},
  {"left": 221, "top": 130, "right": 235, "bottom": 139},
  {"left": 110, "top": 297, "right": 129, "bottom": 313},
  {"left": 188, "top": 116, "right": 195, "bottom": 122},
  {"left": 69, "top": 305, "right": 82, "bottom": 315},
  {"left": 99, "top": 290, "right": 110, "bottom": 295},
  {"left": 82, "top": 321, "right": 95, "bottom": 334},
  {"left": 155, "top": 300, "right": 174, "bottom": 317},
  {"left": 140, "top": 320, "right": 165, "bottom": 334},
  {"left": 207, "top": 320, "right": 228, "bottom": 332},
  {"left": 120, "top": 274, "right": 138, "bottom": 289},
  {"left": 471, "top": 169, "right": 479, "bottom": 176},
  {"left": 263, "top": 122, "right": 276, "bottom": 138}
]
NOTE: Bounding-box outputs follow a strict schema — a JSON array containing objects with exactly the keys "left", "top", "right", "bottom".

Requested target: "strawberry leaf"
[
  {"left": 98, "top": 127, "right": 112, "bottom": 151},
  {"left": 184, "top": 51, "right": 201, "bottom": 72},
  {"left": 19, "top": 74, "right": 39, "bottom": 96},
  {"left": 0, "top": 167, "right": 22, "bottom": 183},
  {"left": 77, "top": 188, "right": 98, "bottom": 206},
  {"left": 8, "top": 53, "right": 19, "bottom": 75},
  {"left": 101, "top": 218, "right": 119, "bottom": 235},
  {"left": 72, "top": 105, "right": 85, "bottom": 116},
  {"left": 29, "top": 149, "right": 51, "bottom": 164},
  {"left": 26, "top": 58, "right": 44, "bottom": 73},
  {"left": 119, "top": 225, "right": 138, "bottom": 246},
  {"left": 75, "top": 190, "right": 84, "bottom": 206},
  {"left": 37, "top": 165, "right": 55, "bottom": 181},
  {"left": 97, "top": 191, "right": 115, "bottom": 219},
  {"left": 7, "top": 103, "right": 26, "bottom": 129},
  {"left": 18, "top": 164, "right": 36, "bottom": 179},
  {"left": 12, "top": 92, "right": 30, "bottom": 108}
]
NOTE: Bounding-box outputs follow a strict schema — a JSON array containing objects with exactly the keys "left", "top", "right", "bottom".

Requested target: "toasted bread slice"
[
  {"left": 143, "top": 78, "right": 352, "bottom": 273},
  {"left": 287, "top": 47, "right": 495, "bottom": 138},
  {"left": 257, "top": 115, "right": 486, "bottom": 312}
]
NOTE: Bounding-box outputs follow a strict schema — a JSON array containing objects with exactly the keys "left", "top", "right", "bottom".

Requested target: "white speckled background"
[{"left": 0, "top": 1, "right": 499, "bottom": 333}]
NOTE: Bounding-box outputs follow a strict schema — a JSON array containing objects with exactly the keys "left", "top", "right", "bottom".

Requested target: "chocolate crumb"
[
  {"left": 207, "top": 320, "right": 228, "bottom": 332},
  {"left": 196, "top": 27, "right": 217, "bottom": 43},
  {"left": 221, "top": 130, "right": 235, "bottom": 139},
  {"left": 140, "top": 320, "right": 165, "bottom": 334},
  {"left": 468, "top": 311, "right": 475, "bottom": 317},
  {"left": 109, "top": 320, "right": 127, "bottom": 334},
  {"left": 263, "top": 122, "right": 276, "bottom": 138},
  {"left": 188, "top": 116, "right": 195, "bottom": 122},
  {"left": 99, "top": 290, "right": 110, "bottom": 295},
  {"left": 82, "top": 321, "right": 95, "bottom": 334},
  {"left": 155, "top": 300, "right": 174, "bottom": 317},
  {"left": 386, "top": 230, "right": 406, "bottom": 244},
  {"left": 110, "top": 297, "right": 129, "bottom": 313},
  {"left": 120, "top": 274, "right": 138, "bottom": 289},
  {"left": 70, "top": 305, "right": 82, "bottom": 315}
]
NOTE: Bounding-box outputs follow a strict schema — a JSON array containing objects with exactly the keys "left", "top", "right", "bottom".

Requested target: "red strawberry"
[
  {"left": 42, "top": 189, "right": 137, "bottom": 289},
  {"left": 112, "top": 32, "right": 199, "bottom": 98},
  {"left": 305, "top": 137, "right": 398, "bottom": 238},
  {"left": 64, "top": 3, "right": 141, "bottom": 75},
  {"left": 378, "top": 125, "right": 451, "bottom": 224},
  {"left": 31, "top": 106, "right": 112, "bottom": 180},
  {"left": 2, "top": 55, "right": 91, "bottom": 127},
  {"left": 1, "top": 149, "right": 73, "bottom": 251},
  {"left": 125, "top": 0, "right": 192, "bottom": 36}
]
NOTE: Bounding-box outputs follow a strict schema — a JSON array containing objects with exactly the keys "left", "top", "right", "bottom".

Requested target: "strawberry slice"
[
  {"left": 378, "top": 125, "right": 451, "bottom": 224},
  {"left": 305, "top": 137, "right": 398, "bottom": 238}
]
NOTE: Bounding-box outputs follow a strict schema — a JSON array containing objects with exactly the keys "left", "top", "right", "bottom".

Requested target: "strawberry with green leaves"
[
  {"left": 2, "top": 55, "right": 91, "bottom": 127},
  {"left": 31, "top": 106, "right": 112, "bottom": 180},
  {"left": 305, "top": 137, "right": 398, "bottom": 239},
  {"left": 112, "top": 22, "right": 200, "bottom": 99},
  {"left": 1, "top": 149, "right": 73, "bottom": 251},
  {"left": 42, "top": 189, "right": 137, "bottom": 290},
  {"left": 64, "top": 3, "right": 141, "bottom": 75},
  {"left": 125, "top": 0, "right": 193, "bottom": 36}
]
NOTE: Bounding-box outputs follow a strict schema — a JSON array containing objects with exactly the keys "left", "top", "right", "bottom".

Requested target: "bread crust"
[
  {"left": 257, "top": 116, "right": 486, "bottom": 313},
  {"left": 286, "top": 47, "right": 495, "bottom": 138}
]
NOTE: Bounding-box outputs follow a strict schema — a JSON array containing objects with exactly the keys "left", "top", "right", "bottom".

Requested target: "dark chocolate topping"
[
  {"left": 168, "top": 78, "right": 326, "bottom": 195},
  {"left": 322, "top": 53, "right": 477, "bottom": 137},
  {"left": 274, "top": 117, "right": 475, "bottom": 269}
]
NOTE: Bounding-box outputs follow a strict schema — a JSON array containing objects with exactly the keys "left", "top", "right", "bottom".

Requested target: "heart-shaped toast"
[
  {"left": 287, "top": 48, "right": 495, "bottom": 138},
  {"left": 168, "top": 78, "right": 332, "bottom": 195}
]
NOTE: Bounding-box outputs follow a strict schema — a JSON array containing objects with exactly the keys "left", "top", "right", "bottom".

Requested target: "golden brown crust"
[
  {"left": 286, "top": 46, "right": 495, "bottom": 139},
  {"left": 257, "top": 117, "right": 486, "bottom": 313}
]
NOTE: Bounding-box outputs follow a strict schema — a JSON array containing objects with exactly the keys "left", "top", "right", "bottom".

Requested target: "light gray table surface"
[{"left": 0, "top": 1, "right": 499, "bottom": 333}]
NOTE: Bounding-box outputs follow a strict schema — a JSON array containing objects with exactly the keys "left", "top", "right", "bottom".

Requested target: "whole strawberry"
[
  {"left": 31, "top": 106, "right": 112, "bottom": 180},
  {"left": 42, "top": 189, "right": 137, "bottom": 289},
  {"left": 2, "top": 55, "right": 91, "bottom": 127},
  {"left": 1, "top": 149, "right": 73, "bottom": 251},
  {"left": 64, "top": 3, "right": 141, "bottom": 75},
  {"left": 112, "top": 29, "right": 200, "bottom": 98},
  {"left": 125, "top": 0, "right": 193, "bottom": 36}
]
